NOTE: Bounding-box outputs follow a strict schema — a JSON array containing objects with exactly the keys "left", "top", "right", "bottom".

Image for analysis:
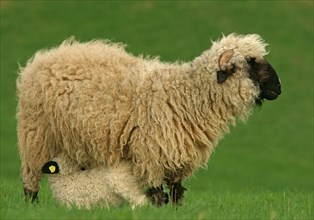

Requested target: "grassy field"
[
  {"left": 1, "top": 179, "right": 312, "bottom": 220},
  {"left": 0, "top": 1, "right": 313, "bottom": 219}
]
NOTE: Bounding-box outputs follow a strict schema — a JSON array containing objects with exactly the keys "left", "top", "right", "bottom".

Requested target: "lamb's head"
[
  {"left": 208, "top": 34, "right": 281, "bottom": 105},
  {"left": 42, "top": 157, "right": 82, "bottom": 176}
]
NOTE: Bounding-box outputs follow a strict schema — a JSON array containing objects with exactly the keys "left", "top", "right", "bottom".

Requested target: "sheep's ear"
[
  {"left": 42, "top": 161, "right": 59, "bottom": 174},
  {"left": 219, "top": 49, "right": 234, "bottom": 69},
  {"left": 217, "top": 49, "right": 235, "bottom": 84}
]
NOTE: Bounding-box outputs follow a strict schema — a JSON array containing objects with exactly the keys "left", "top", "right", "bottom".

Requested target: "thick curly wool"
[
  {"left": 45, "top": 156, "right": 147, "bottom": 209},
  {"left": 17, "top": 34, "right": 267, "bottom": 191}
]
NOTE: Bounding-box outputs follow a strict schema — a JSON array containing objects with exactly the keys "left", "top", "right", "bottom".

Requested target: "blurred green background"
[{"left": 0, "top": 0, "right": 313, "bottom": 195}]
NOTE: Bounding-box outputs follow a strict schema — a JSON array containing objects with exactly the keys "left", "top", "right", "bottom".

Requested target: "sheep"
[
  {"left": 41, "top": 156, "right": 150, "bottom": 209},
  {"left": 17, "top": 33, "right": 281, "bottom": 204}
]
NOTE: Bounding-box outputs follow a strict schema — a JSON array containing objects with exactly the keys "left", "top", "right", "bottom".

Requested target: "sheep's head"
[{"left": 214, "top": 34, "right": 281, "bottom": 105}]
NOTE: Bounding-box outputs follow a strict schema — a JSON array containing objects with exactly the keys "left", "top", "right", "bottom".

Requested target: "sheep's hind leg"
[
  {"left": 21, "top": 147, "right": 50, "bottom": 203},
  {"left": 22, "top": 175, "right": 39, "bottom": 203},
  {"left": 21, "top": 150, "right": 46, "bottom": 203},
  {"left": 18, "top": 114, "right": 56, "bottom": 203},
  {"left": 168, "top": 181, "right": 186, "bottom": 206},
  {"left": 145, "top": 186, "right": 169, "bottom": 206}
]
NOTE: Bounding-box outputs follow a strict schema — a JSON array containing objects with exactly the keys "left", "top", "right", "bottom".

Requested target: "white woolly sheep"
[
  {"left": 17, "top": 33, "right": 281, "bottom": 204},
  {"left": 42, "top": 156, "right": 148, "bottom": 209}
]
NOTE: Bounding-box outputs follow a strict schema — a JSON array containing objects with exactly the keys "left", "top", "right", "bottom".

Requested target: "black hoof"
[
  {"left": 23, "top": 187, "right": 38, "bottom": 203},
  {"left": 168, "top": 182, "right": 186, "bottom": 205},
  {"left": 146, "top": 186, "right": 169, "bottom": 206}
]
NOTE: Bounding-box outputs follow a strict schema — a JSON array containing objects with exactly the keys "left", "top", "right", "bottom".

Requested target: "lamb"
[
  {"left": 41, "top": 156, "right": 149, "bottom": 209},
  {"left": 17, "top": 33, "right": 281, "bottom": 204}
]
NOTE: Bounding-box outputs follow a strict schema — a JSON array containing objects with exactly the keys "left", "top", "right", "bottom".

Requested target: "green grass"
[
  {"left": 1, "top": 1, "right": 313, "bottom": 219},
  {"left": 1, "top": 180, "right": 313, "bottom": 220}
]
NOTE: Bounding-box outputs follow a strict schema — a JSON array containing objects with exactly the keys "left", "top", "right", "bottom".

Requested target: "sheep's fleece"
[
  {"left": 17, "top": 33, "right": 281, "bottom": 200},
  {"left": 41, "top": 156, "right": 147, "bottom": 209}
]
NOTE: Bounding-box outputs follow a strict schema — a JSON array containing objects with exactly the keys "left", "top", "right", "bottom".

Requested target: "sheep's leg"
[
  {"left": 22, "top": 171, "right": 40, "bottom": 203},
  {"left": 168, "top": 181, "right": 186, "bottom": 205},
  {"left": 18, "top": 110, "right": 56, "bottom": 203},
  {"left": 145, "top": 186, "right": 169, "bottom": 206},
  {"left": 20, "top": 150, "right": 44, "bottom": 202},
  {"left": 20, "top": 130, "right": 53, "bottom": 203}
]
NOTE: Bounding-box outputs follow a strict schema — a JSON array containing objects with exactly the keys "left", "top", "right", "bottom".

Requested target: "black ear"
[
  {"left": 217, "top": 70, "right": 230, "bottom": 84},
  {"left": 42, "top": 161, "right": 59, "bottom": 174},
  {"left": 217, "top": 65, "right": 235, "bottom": 84}
]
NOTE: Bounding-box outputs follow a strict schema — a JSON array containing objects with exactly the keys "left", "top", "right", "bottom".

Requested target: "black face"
[
  {"left": 247, "top": 58, "right": 281, "bottom": 105},
  {"left": 42, "top": 161, "right": 60, "bottom": 174}
]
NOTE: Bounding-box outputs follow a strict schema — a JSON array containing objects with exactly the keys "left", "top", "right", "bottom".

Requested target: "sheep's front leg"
[
  {"left": 168, "top": 181, "right": 186, "bottom": 205},
  {"left": 145, "top": 186, "right": 169, "bottom": 206}
]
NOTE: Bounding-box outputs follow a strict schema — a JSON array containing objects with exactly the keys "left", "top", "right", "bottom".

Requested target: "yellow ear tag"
[{"left": 49, "top": 165, "right": 56, "bottom": 173}]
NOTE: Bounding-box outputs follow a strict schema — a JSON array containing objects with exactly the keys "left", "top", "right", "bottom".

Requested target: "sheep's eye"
[{"left": 246, "top": 57, "right": 257, "bottom": 66}]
